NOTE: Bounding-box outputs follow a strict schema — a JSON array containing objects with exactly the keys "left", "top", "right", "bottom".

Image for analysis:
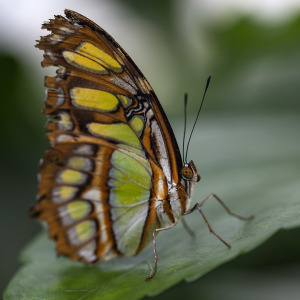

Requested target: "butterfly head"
[
  {"left": 181, "top": 160, "right": 201, "bottom": 183},
  {"left": 180, "top": 161, "right": 200, "bottom": 209}
]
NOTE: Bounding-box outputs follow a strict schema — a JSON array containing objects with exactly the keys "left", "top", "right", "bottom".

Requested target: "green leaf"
[{"left": 4, "top": 112, "right": 300, "bottom": 300}]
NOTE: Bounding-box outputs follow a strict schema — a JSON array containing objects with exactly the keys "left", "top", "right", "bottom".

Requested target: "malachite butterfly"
[{"left": 30, "top": 9, "right": 252, "bottom": 280}]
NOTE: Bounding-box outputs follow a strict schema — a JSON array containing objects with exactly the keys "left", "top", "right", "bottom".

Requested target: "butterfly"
[{"left": 30, "top": 9, "right": 252, "bottom": 280}]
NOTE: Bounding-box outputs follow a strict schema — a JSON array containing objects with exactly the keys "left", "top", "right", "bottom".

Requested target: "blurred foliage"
[
  {"left": 121, "top": 0, "right": 174, "bottom": 30},
  {"left": 0, "top": 53, "right": 46, "bottom": 294},
  {"left": 0, "top": 54, "right": 46, "bottom": 161},
  {"left": 165, "top": 15, "right": 300, "bottom": 113},
  {"left": 1, "top": 1, "right": 300, "bottom": 298},
  {"left": 203, "top": 16, "right": 300, "bottom": 112}
]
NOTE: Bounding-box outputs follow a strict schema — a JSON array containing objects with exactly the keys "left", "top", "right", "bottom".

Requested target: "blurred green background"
[{"left": 1, "top": 0, "right": 300, "bottom": 298}]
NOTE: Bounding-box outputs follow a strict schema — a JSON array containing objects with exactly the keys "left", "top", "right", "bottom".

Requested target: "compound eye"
[{"left": 181, "top": 166, "right": 193, "bottom": 180}]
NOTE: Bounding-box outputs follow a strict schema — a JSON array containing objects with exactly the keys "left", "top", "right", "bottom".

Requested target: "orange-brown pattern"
[{"left": 30, "top": 9, "right": 185, "bottom": 263}]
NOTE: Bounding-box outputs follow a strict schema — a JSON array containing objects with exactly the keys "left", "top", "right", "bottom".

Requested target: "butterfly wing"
[{"left": 31, "top": 9, "right": 183, "bottom": 263}]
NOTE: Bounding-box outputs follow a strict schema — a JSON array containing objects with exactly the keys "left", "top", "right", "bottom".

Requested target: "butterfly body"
[{"left": 31, "top": 10, "right": 201, "bottom": 264}]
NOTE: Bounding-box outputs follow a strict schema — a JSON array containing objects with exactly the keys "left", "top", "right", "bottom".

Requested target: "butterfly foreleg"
[
  {"left": 184, "top": 193, "right": 253, "bottom": 248},
  {"left": 145, "top": 222, "right": 177, "bottom": 281}
]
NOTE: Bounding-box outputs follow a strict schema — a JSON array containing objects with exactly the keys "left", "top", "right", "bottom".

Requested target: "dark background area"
[{"left": 1, "top": 0, "right": 300, "bottom": 298}]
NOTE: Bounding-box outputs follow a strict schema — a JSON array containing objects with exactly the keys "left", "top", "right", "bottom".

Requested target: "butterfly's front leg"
[{"left": 145, "top": 222, "right": 176, "bottom": 281}]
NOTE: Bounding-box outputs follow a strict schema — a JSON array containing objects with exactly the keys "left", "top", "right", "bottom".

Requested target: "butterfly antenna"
[
  {"left": 182, "top": 93, "right": 188, "bottom": 164},
  {"left": 185, "top": 76, "right": 211, "bottom": 162}
]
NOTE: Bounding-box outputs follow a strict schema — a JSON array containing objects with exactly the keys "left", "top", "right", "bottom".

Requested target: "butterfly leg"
[
  {"left": 145, "top": 222, "right": 177, "bottom": 281},
  {"left": 184, "top": 193, "right": 253, "bottom": 248}
]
